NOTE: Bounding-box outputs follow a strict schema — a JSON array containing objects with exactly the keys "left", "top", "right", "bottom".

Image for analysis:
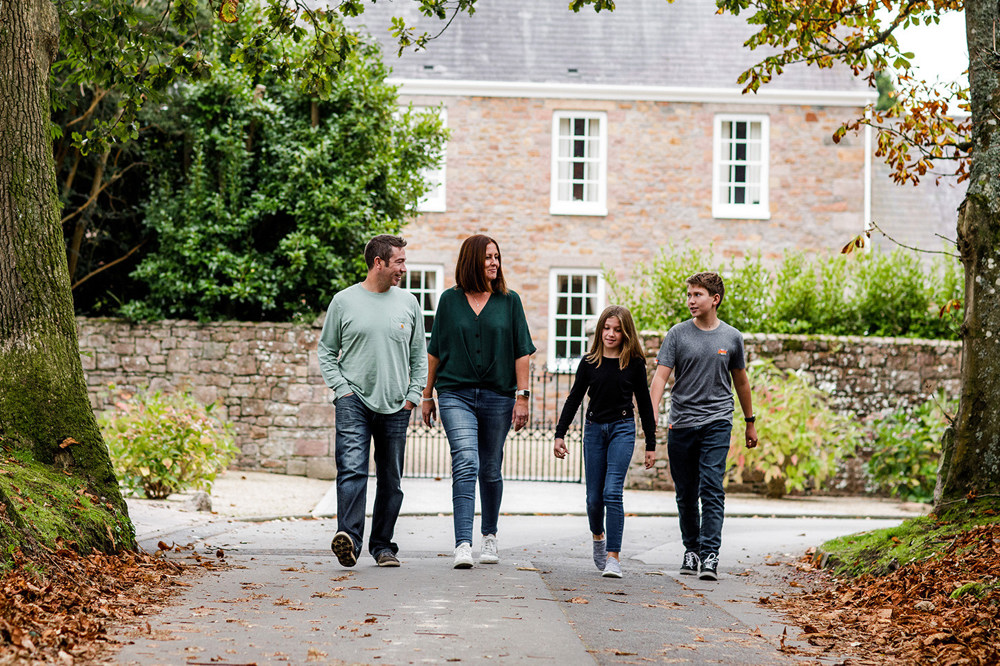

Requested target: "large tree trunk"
[
  {"left": 935, "top": 0, "right": 1000, "bottom": 509},
  {"left": 0, "top": 0, "right": 134, "bottom": 554}
]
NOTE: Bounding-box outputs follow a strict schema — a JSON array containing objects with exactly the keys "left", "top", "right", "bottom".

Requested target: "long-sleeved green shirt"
[
  {"left": 317, "top": 284, "right": 428, "bottom": 414},
  {"left": 427, "top": 287, "right": 535, "bottom": 397}
]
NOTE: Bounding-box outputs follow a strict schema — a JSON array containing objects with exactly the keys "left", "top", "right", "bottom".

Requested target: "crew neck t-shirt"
[{"left": 655, "top": 319, "right": 745, "bottom": 428}]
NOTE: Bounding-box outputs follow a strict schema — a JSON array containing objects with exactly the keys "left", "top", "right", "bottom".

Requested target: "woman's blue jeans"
[
  {"left": 666, "top": 419, "right": 733, "bottom": 557},
  {"left": 584, "top": 418, "right": 636, "bottom": 553},
  {"left": 438, "top": 388, "right": 515, "bottom": 547}
]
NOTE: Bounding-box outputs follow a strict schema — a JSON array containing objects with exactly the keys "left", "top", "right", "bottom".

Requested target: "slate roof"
[{"left": 343, "top": 0, "right": 868, "bottom": 92}]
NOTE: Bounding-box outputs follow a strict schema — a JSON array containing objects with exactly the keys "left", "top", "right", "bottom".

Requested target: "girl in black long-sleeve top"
[{"left": 553, "top": 305, "right": 656, "bottom": 578}]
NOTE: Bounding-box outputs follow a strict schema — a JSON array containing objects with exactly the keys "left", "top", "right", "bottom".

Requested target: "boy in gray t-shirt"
[{"left": 650, "top": 272, "right": 758, "bottom": 581}]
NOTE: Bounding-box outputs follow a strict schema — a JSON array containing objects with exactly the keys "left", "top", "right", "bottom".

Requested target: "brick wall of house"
[
  {"left": 79, "top": 319, "right": 959, "bottom": 486},
  {"left": 397, "top": 94, "right": 867, "bottom": 366}
]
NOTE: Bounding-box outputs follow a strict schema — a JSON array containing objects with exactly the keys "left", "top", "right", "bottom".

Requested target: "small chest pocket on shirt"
[{"left": 390, "top": 316, "right": 412, "bottom": 342}]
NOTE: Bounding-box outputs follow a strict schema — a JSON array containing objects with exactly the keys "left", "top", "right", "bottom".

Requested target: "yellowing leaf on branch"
[{"left": 219, "top": 0, "right": 239, "bottom": 23}]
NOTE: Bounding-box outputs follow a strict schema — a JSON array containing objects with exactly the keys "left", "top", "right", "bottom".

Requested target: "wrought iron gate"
[{"left": 395, "top": 365, "right": 588, "bottom": 483}]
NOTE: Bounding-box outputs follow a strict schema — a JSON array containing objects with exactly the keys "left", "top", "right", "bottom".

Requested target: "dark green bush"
[{"left": 120, "top": 15, "right": 446, "bottom": 322}]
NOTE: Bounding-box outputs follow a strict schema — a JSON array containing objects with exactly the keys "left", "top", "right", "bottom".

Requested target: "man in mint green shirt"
[{"left": 318, "top": 235, "right": 427, "bottom": 568}]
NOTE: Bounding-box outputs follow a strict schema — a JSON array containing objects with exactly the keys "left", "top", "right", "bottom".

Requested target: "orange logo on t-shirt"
[{"left": 717, "top": 349, "right": 728, "bottom": 355}]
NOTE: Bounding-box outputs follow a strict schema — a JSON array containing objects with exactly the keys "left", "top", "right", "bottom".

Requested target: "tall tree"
[
  {"left": 0, "top": 0, "right": 452, "bottom": 557},
  {"left": 575, "top": 0, "right": 987, "bottom": 510}
]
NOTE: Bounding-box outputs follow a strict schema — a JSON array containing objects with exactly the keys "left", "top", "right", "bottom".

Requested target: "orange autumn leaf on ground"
[{"left": 769, "top": 523, "right": 1000, "bottom": 664}]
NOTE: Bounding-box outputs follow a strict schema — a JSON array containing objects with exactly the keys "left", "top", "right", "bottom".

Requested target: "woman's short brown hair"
[{"left": 455, "top": 234, "right": 508, "bottom": 295}]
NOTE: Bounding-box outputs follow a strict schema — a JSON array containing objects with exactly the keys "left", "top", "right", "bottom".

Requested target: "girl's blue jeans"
[
  {"left": 438, "top": 388, "right": 515, "bottom": 547},
  {"left": 583, "top": 418, "right": 636, "bottom": 553}
]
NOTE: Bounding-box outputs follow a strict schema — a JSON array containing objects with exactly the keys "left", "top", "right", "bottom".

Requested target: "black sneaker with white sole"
[
  {"left": 680, "top": 550, "right": 700, "bottom": 576},
  {"left": 699, "top": 552, "right": 719, "bottom": 580}
]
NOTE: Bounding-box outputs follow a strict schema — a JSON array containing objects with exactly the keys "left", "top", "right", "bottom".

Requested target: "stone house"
[{"left": 347, "top": 0, "right": 957, "bottom": 374}]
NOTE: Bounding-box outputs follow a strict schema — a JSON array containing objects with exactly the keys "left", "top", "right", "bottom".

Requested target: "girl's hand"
[
  {"left": 421, "top": 398, "right": 436, "bottom": 427},
  {"left": 553, "top": 438, "right": 568, "bottom": 459},
  {"left": 644, "top": 451, "right": 656, "bottom": 469}
]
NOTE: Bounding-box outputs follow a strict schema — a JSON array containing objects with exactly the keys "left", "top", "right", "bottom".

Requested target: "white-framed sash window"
[
  {"left": 547, "top": 269, "right": 606, "bottom": 373},
  {"left": 550, "top": 111, "right": 608, "bottom": 216},
  {"left": 713, "top": 114, "right": 769, "bottom": 220},
  {"left": 400, "top": 264, "right": 444, "bottom": 341}
]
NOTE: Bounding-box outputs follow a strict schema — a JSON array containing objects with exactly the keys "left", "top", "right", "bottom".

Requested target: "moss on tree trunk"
[
  {"left": 0, "top": 0, "right": 135, "bottom": 558},
  {"left": 935, "top": 0, "right": 1000, "bottom": 509}
]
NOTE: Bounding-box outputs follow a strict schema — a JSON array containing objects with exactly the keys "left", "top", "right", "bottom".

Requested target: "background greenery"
[
  {"left": 607, "top": 245, "right": 963, "bottom": 340},
  {"left": 56, "top": 2, "right": 447, "bottom": 321}
]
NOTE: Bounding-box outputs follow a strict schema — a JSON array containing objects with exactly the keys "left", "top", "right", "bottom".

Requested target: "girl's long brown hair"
[
  {"left": 585, "top": 305, "right": 644, "bottom": 370},
  {"left": 454, "top": 234, "right": 508, "bottom": 295}
]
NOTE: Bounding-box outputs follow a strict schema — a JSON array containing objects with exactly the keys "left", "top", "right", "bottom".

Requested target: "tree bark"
[
  {"left": 935, "top": 0, "right": 1000, "bottom": 509},
  {"left": 0, "top": 0, "right": 134, "bottom": 553}
]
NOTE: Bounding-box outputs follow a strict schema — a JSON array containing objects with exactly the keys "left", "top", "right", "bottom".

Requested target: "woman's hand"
[
  {"left": 644, "top": 451, "right": 656, "bottom": 469},
  {"left": 421, "top": 397, "right": 436, "bottom": 427},
  {"left": 553, "top": 438, "right": 568, "bottom": 459},
  {"left": 512, "top": 397, "right": 529, "bottom": 432}
]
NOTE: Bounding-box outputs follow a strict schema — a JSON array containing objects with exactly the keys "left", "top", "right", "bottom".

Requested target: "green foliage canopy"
[{"left": 120, "top": 27, "right": 445, "bottom": 321}]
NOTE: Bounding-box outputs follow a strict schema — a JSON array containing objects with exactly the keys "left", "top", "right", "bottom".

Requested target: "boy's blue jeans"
[
  {"left": 666, "top": 419, "right": 732, "bottom": 557},
  {"left": 334, "top": 393, "right": 409, "bottom": 558},
  {"left": 583, "top": 418, "right": 636, "bottom": 553},
  {"left": 438, "top": 388, "right": 515, "bottom": 547}
]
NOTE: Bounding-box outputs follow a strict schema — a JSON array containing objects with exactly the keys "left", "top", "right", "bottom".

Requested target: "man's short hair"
[
  {"left": 686, "top": 271, "right": 725, "bottom": 305},
  {"left": 364, "top": 235, "right": 407, "bottom": 269}
]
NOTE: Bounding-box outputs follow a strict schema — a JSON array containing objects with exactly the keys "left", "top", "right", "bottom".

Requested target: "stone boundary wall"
[
  {"left": 631, "top": 332, "right": 962, "bottom": 491},
  {"left": 78, "top": 319, "right": 962, "bottom": 480}
]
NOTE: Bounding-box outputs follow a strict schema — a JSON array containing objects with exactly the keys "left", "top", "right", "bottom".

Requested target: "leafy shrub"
[
  {"left": 119, "top": 13, "right": 447, "bottom": 322},
  {"left": 866, "top": 392, "right": 955, "bottom": 503},
  {"left": 100, "top": 389, "right": 238, "bottom": 499},
  {"left": 727, "top": 360, "right": 863, "bottom": 498},
  {"left": 608, "top": 246, "right": 962, "bottom": 340}
]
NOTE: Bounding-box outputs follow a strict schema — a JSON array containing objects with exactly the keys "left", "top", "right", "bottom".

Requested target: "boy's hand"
[
  {"left": 644, "top": 451, "right": 656, "bottom": 469},
  {"left": 553, "top": 438, "right": 568, "bottom": 459},
  {"left": 745, "top": 422, "right": 758, "bottom": 448}
]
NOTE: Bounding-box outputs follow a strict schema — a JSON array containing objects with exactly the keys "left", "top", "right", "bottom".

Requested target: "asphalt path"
[{"left": 110, "top": 513, "right": 900, "bottom": 665}]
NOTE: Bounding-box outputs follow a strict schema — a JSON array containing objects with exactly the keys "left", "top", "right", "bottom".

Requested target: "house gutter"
[{"left": 390, "top": 78, "right": 878, "bottom": 108}]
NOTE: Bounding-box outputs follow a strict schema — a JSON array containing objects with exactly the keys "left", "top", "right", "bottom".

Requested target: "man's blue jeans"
[
  {"left": 583, "top": 418, "right": 636, "bottom": 553},
  {"left": 334, "top": 393, "right": 410, "bottom": 558},
  {"left": 438, "top": 388, "right": 515, "bottom": 547},
  {"left": 667, "top": 419, "right": 732, "bottom": 557}
]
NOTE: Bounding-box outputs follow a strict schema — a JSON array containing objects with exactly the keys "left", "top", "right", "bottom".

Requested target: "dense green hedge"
[
  {"left": 118, "top": 15, "right": 446, "bottom": 322},
  {"left": 607, "top": 246, "right": 962, "bottom": 340}
]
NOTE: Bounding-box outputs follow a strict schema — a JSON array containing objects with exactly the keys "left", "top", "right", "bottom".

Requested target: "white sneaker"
[
  {"left": 480, "top": 534, "right": 499, "bottom": 564},
  {"left": 454, "top": 542, "right": 474, "bottom": 569}
]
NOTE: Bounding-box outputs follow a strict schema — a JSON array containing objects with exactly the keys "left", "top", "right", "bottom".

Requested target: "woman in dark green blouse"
[{"left": 421, "top": 234, "right": 536, "bottom": 569}]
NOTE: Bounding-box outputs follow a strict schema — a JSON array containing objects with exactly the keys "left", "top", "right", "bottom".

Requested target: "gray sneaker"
[
  {"left": 602, "top": 557, "right": 623, "bottom": 578},
  {"left": 454, "top": 542, "right": 474, "bottom": 569},
  {"left": 376, "top": 551, "right": 400, "bottom": 567},
  {"left": 593, "top": 538, "right": 608, "bottom": 570},
  {"left": 480, "top": 534, "right": 500, "bottom": 564}
]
